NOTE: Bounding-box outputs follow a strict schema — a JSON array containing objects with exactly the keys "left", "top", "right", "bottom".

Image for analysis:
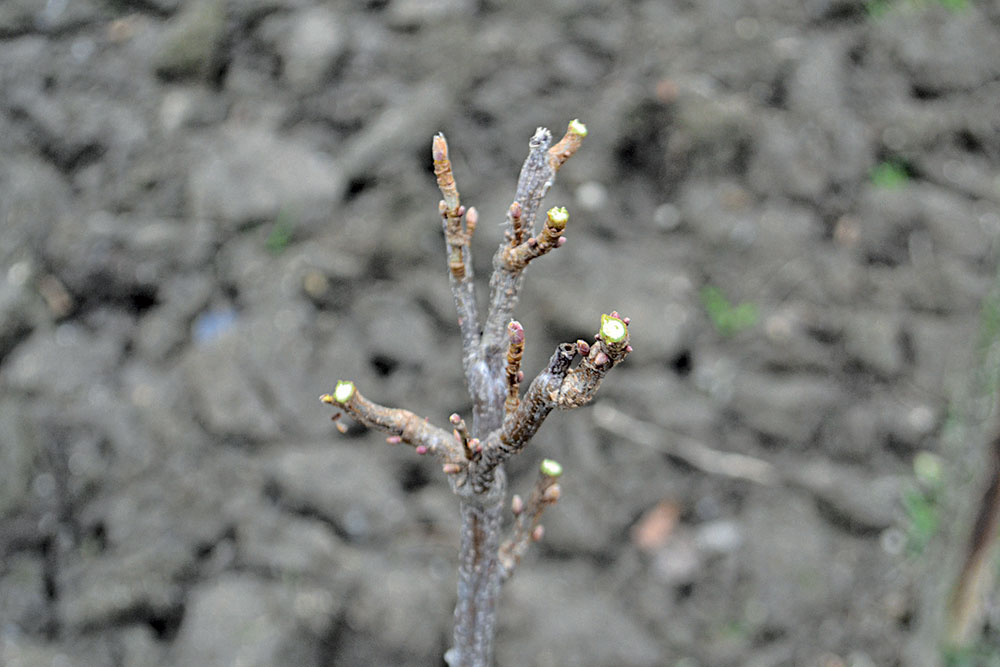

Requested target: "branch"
[
  {"left": 469, "top": 313, "right": 631, "bottom": 493},
  {"left": 591, "top": 402, "right": 780, "bottom": 486},
  {"left": 498, "top": 459, "right": 563, "bottom": 581},
  {"left": 501, "top": 206, "right": 569, "bottom": 271},
  {"left": 433, "top": 134, "right": 482, "bottom": 390},
  {"left": 482, "top": 121, "right": 588, "bottom": 366},
  {"left": 321, "top": 380, "right": 467, "bottom": 468}
]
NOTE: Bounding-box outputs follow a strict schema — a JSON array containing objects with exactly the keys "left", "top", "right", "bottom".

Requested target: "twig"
[
  {"left": 591, "top": 403, "right": 780, "bottom": 486},
  {"left": 498, "top": 459, "right": 564, "bottom": 580},
  {"left": 433, "top": 133, "right": 482, "bottom": 395}
]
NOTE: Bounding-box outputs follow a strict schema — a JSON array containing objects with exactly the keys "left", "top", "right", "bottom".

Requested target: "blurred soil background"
[{"left": 2, "top": 0, "right": 1000, "bottom": 665}]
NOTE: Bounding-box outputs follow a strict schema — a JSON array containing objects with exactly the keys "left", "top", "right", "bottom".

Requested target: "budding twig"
[
  {"left": 433, "top": 133, "right": 482, "bottom": 393},
  {"left": 468, "top": 313, "right": 631, "bottom": 493},
  {"left": 502, "top": 206, "right": 570, "bottom": 271},
  {"left": 483, "top": 122, "right": 586, "bottom": 366},
  {"left": 547, "top": 118, "right": 588, "bottom": 173},
  {"left": 499, "top": 458, "right": 564, "bottom": 580},
  {"left": 507, "top": 201, "right": 526, "bottom": 246},
  {"left": 505, "top": 321, "right": 524, "bottom": 415},
  {"left": 321, "top": 380, "right": 466, "bottom": 465},
  {"left": 557, "top": 312, "right": 632, "bottom": 409}
]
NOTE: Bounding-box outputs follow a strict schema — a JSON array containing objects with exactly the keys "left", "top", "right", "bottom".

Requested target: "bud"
[
  {"left": 540, "top": 459, "right": 563, "bottom": 478},
  {"left": 328, "top": 380, "right": 355, "bottom": 404},
  {"left": 546, "top": 206, "right": 569, "bottom": 232},
  {"left": 507, "top": 320, "right": 525, "bottom": 344},
  {"left": 600, "top": 314, "right": 628, "bottom": 344},
  {"left": 432, "top": 133, "right": 448, "bottom": 162},
  {"left": 541, "top": 484, "right": 561, "bottom": 503},
  {"left": 511, "top": 494, "right": 524, "bottom": 515}
]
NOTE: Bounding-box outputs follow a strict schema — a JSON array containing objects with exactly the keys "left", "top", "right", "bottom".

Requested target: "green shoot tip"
[
  {"left": 568, "top": 119, "right": 588, "bottom": 137},
  {"left": 540, "top": 459, "right": 563, "bottom": 478},
  {"left": 547, "top": 206, "right": 569, "bottom": 225},
  {"left": 332, "top": 380, "right": 355, "bottom": 404},
  {"left": 600, "top": 314, "right": 628, "bottom": 344}
]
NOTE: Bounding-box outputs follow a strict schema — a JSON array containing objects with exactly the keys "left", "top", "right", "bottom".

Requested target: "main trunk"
[
  {"left": 448, "top": 360, "right": 507, "bottom": 666},
  {"left": 450, "top": 490, "right": 505, "bottom": 667}
]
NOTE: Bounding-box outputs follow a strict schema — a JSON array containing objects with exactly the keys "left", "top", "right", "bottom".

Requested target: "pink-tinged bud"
[
  {"left": 432, "top": 134, "right": 448, "bottom": 162},
  {"left": 439, "top": 200, "right": 448, "bottom": 214},
  {"left": 625, "top": 345, "right": 633, "bottom": 353},
  {"left": 623, "top": 317, "right": 631, "bottom": 325},
  {"left": 527, "top": 237, "right": 537, "bottom": 247},
  {"left": 335, "top": 421, "right": 348, "bottom": 434},
  {"left": 468, "top": 438, "right": 481, "bottom": 452},
  {"left": 576, "top": 340, "right": 590, "bottom": 356},
  {"left": 556, "top": 236, "right": 567, "bottom": 247},
  {"left": 457, "top": 205, "right": 466, "bottom": 217},
  {"left": 511, "top": 494, "right": 524, "bottom": 515},
  {"left": 593, "top": 351, "right": 610, "bottom": 367},
  {"left": 450, "top": 413, "right": 462, "bottom": 425},
  {"left": 386, "top": 435, "right": 402, "bottom": 445},
  {"left": 542, "top": 484, "right": 562, "bottom": 502},
  {"left": 442, "top": 463, "right": 462, "bottom": 475},
  {"left": 507, "top": 320, "right": 524, "bottom": 343},
  {"left": 509, "top": 201, "right": 522, "bottom": 219},
  {"left": 611, "top": 310, "right": 619, "bottom": 318},
  {"left": 415, "top": 445, "right": 428, "bottom": 455},
  {"left": 516, "top": 370, "right": 524, "bottom": 382},
  {"left": 531, "top": 525, "right": 545, "bottom": 542}
]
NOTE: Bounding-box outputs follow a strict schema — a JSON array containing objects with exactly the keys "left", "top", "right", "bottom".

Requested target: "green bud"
[
  {"left": 600, "top": 314, "right": 628, "bottom": 344},
  {"left": 333, "top": 380, "right": 356, "bottom": 403},
  {"left": 547, "top": 206, "right": 569, "bottom": 229},
  {"left": 568, "top": 119, "right": 588, "bottom": 137},
  {"left": 540, "top": 459, "right": 563, "bottom": 478}
]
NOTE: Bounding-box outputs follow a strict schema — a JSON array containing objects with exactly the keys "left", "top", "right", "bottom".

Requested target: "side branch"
[
  {"left": 469, "top": 313, "right": 631, "bottom": 493},
  {"left": 502, "top": 206, "right": 569, "bottom": 271},
  {"left": 321, "top": 380, "right": 466, "bottom": 465},
  {"left": 433, "top": 134, "right": 482, "bottom": 383},
  {"left": 482, "top": 121, "right": 587, "bottom": 362},
  {"left": 498, "top": 459, "right": 563, "bottom": 581}
]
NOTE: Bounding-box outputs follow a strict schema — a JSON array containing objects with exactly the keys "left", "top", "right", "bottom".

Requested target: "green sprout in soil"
[
  {"left": 700, "top": 285, "right": 758, "bottom": 336},
  {"left": 870, "top": 160, "right": 910, "bottom": 189},
  {"left": 904, "top": 450, "right": 945, "bottom": 557},
  {"left": 266, "top": 208, "right": 296, "bottom": 254},
  {"left": 944, "top": 642, "right": 1000, "bottom": 667},
  {"left": 866, "top": 0, "right": 968, "bottom": 18}
]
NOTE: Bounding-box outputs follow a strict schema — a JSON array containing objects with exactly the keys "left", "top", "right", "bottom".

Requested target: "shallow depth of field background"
[{"left": 1, "top": 1, "right": 1000, "bottom": 665}]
